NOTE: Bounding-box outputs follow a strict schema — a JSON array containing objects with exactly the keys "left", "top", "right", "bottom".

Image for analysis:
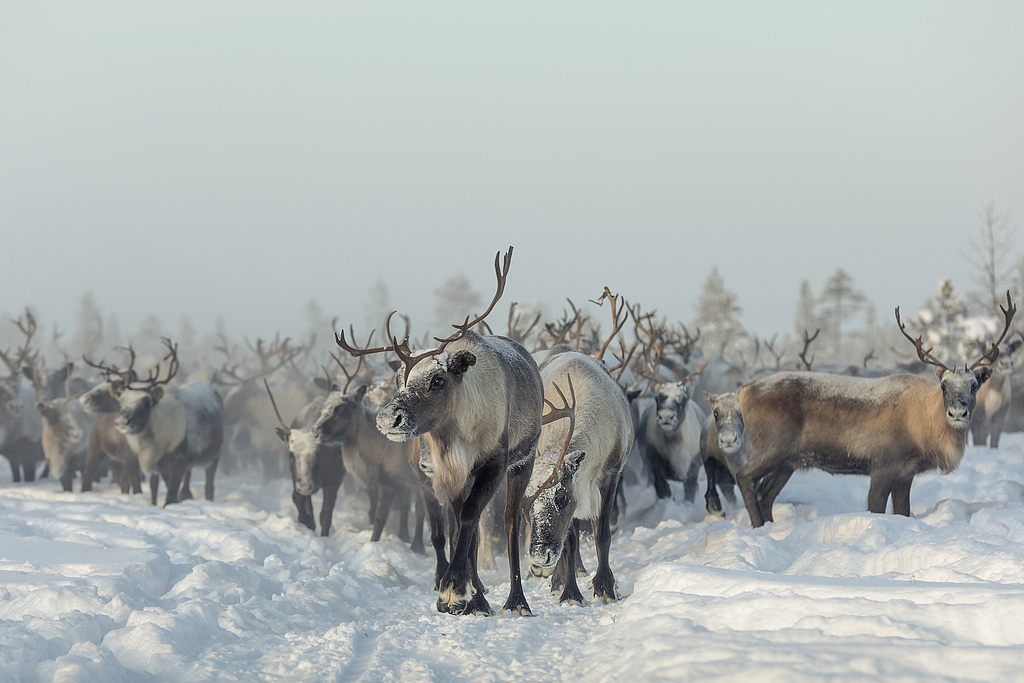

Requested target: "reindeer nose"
[{"left": 391, "top": 413, "right": 403, "bottom": 429}]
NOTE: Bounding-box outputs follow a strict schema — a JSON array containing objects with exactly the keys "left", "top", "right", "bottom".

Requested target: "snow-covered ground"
[{"left": 4, "top": 437, "right": 1024, "bottom": 683}]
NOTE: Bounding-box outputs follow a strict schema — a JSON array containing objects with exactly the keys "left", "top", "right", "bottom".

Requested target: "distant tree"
[
  {"left": 964, "top": 201, "right": 1016, "bottom": 317},
  {"left": 817, "top": 268, "right": 867, "bottom": 357},
  {"left": 693, "top": 266, "right": 747, "bottom": 357},
  {"left": 71, "top": 291, "right": 104, "bottom": 360},
  {"left": 904, "top": 278, "right": 969, "bottom": 363},
  {"left": 434, "top": 274, "right": 481, "bottom": 332},
  {"left": 364, "top": 279, "right": 391, "bottom": 332},
  {"left": 793, "top": 279, "right": 818, "bottom": 339}
]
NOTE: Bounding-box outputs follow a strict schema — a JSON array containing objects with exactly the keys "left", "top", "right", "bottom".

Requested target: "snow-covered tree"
[
  {"left": 964, "top": 201, "right": 1016, "bottom": 317},
  {"left": 693, "top": 266, "right": 747, "bottom": 357},
  {"left": 364, "top": 279, "right": 391, "bottom": 333},
  {"left": 904, "top": 279, "right": 970, "bottom": 363},
  {"left": 793, "top": 279, "right": 818, "bottom": 339},
  {"left": 817, "top": 268, "right": 866, "bottom": 357},
  {"left": 70, "top": 291, "right": 104, "bottom": 359},
  {"left": 434, "top": 274, "right": 481, "bottom": 332}
]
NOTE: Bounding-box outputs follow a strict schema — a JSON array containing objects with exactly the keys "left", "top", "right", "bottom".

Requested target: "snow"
[{"left": 5, "top": 436, "right": 1024, "bottom": 682}]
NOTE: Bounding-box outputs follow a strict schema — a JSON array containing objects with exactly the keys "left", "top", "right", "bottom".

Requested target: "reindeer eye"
[
  {"left": 555, "top": 491, "right": 569, "bottom": 507},
  {"left": 713, "top": 410, "right": 719, "bottom": 419},
  {"left": 430, "top": 376, "right": 446, "bottom": 390}
]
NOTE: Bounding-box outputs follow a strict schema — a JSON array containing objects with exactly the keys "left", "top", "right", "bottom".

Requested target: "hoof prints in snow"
[{"left": 3, "top": 438, "right": 1024, "bottom": 681}]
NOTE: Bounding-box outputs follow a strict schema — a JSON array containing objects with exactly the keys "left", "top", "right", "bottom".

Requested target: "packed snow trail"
[{"left": 3, "top": 438, "right": 1024, "bottom": 682}]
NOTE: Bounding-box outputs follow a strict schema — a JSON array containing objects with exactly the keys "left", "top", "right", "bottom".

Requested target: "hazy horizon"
[{"left": 2, "top": 2, "right": 1022, "bottom": 346}]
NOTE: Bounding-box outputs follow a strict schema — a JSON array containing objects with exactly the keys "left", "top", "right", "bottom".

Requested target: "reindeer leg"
[
  {"left": 293, "top": 490, "right": 316, "bottom": 531},
  {"left": 501, "top": 457, "right": 535, "bottom": 616},
  {"left": 204, "top": 456, "right": 219, "bottom": 502},
  {"left": 574, "top": 519, "right": 588, "bottom": 577},
  {"left": 150, "top": 472, "right": 160, "bottom": 506},
  {"left": 127, "top": 458, "right": 142, "bottom": 494},
  {"left": 161, "top": 458, "right": 187, "bottom": 507},
  {"left": 320, "top": 484, "right": 340, "bottom": 537},
  {"left": 422, "top": 478, "right": 449, "bottom": 590},
  {"left": 590, "top": 479, "right": 620, "bottom": 603},
  {"left": 682, "top": 457, "right": 701, "bottom": 503},
  {"left": 756, "top": 465, "right": 794, "bottom": 523},
  {"left": 718, "top": 461, "right": 738, "bottom": 505},
  {"left": 437, "top": 460, "right": 502, "bottom": 616},
  {"left": 890, "top": 476, "right": 914, "bottom": 517},
  {"left": 647, "top": 447, "right": 673, "bottom": 499},
  {"left": 371, "top": 484, "right": 393, "bottom": 542},
  {"left": 736, "top": 458, "right": 781, "bottom": 528},
  {"left": 178, "top": 468, "right": 193, "bottom": 501},
  {"left": 396, "top": 488, "right": 411, "bottom": 543},
  {"left": 558, "top": 523, "right": 586, "bottom": 606},
  {"left": 704, "top": 456, "right": 722, "bottom": 514},
  {"left": 81, "top": 430, "right": 104, "bottom": 493},
  {"left": 867, "top": 468, "right": 897, "bottom": 514}
]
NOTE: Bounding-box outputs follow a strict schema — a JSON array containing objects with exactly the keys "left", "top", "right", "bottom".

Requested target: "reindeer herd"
[{"left": 1, "top": 247, "right": 1021, "bottom": 617}]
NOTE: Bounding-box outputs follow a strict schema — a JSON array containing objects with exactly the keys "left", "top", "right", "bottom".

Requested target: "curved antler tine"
[
  {"left": 895, "top": 307, "right": 950, "bottom": 371},
  {"left": 263, "top": 378, "right": 291, "bottom": 434},
  {"left": 970, "top": 291, "right": 1017, "bottom": 369}
]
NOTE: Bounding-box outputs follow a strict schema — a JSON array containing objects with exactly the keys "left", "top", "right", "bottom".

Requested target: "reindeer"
[
  {"left": 0, "top": 313, "right": 44, "bottom": 482},
  {"left": 79, "top": 374, "right": 143, "bottom": 494},
  {"left": 85, "top": 340, "right": 224, "bottom": 506},
  {"left": 266, "top": 354, "right": 428, "bottom": 548},
  {"left": 337, "top": 247, "right": 543, "bottom": 617},
  {"left": 524, "top": 347, "right": 634, "bottom": 605},
  {"left": 970, "top": 334, "right": 1022, "bottom": 448},
  {"left": 699, "top": 391, "right": 747, "bottom": 515},
  {"left": 637, "top": 363, "right": 708, "bottom": 502},
  {"left": 734, "top": 293, "right": 1016, "bottom": 528},
  {"left": 266, "top": 382, "right": 345, "bottom": 537},
  {"left": 24, "top": 355, "right": 93, "bottom": 492}
]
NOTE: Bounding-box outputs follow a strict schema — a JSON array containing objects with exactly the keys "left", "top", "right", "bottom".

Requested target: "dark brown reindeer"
[
  {"left": 734, "top": 293, "right": 1016, "bottom": 528},
  {"left": 336, "top": 247, "right": 544, "bottom": 617}
]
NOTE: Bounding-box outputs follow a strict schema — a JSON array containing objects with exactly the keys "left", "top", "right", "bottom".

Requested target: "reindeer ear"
[
  {"left": 934, "top": 366, "right": 947, "bottom": 382},
  {"left": 448, "top": 350, "right": 476, "bottom": 377},
  {"left": 275, "top": 427, "right": 289, "bottom": 443},
  {"left": 151, "top": 386, "right": 164, "bottom": 402},
  {"left": 702, "top": 391, "right": 715, "bottom": 407},
  {"left": 389, "top": 360, "right": 402, "bottom": 372},
  {"left": 313, "top": 377, "right": 330, "bottom": 392},
  {"left": 562, "top": 450, "right": 586, "bottom": 479},
  {"left": 975, "top": 366, "right": 994, "bottom": 385},
  {"left": 352, "top": 384, "right": 368, "bottom": 402},
  {"left": 625, "top": 388, "right": 641, "bottom": 402}
]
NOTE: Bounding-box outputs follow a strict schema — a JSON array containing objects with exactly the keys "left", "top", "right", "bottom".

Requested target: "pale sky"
[{"left": 2, "top": 1, "right": 1022, "bottom": 346}]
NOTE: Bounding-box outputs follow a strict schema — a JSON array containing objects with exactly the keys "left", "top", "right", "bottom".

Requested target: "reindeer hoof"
[
  {"left": 462, "top": 593, "right": 494, "bottom": 616},
  {"left": 500, "top": 594, "right": 533, "bottom": 617}
]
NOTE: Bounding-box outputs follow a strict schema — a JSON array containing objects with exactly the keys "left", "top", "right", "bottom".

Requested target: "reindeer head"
[
  {"left": 526, "top": 449, "right": 586, "bottom": 573},
  {"left": 335, "top": 248, "right": 514, "bottom": 443},
  {"left": 704, "top": 390, "right": 748, "bottom": 470},
  {"left": 897, "top": 292, "right": 1014, "bottom": 430},
  {"left": 85, "top": 340, "right": 179, "bottom": 436},
  {"left": 376, "top": 346, "right": 478, "bottom": 442},
  {"left": 652, "top": 364, "right": 705, "bottom": 434}
]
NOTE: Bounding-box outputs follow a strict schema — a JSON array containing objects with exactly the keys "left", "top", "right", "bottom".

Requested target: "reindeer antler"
[
  {"left": 970, "top": 291, "right": 1017, "bottom": 370},
  {"left": 589, "top": 287, "right": 629, "bottom": 362},
  {"left": 336, "top": 247, "right": 514, "bottom": 386},
  {"left": 895, "top": 309, "right": 949, "bottom": 371},
  {"left": 523, "top": 374, "right": 578, "bottom": 518},
  {"left": 799, "top": 328, "right": 820, "bottom": 371}
]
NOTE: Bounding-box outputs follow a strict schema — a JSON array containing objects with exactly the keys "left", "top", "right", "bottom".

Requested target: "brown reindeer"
[{"left": 735, "top": 293, "right": 1016, "bottom": 527}]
